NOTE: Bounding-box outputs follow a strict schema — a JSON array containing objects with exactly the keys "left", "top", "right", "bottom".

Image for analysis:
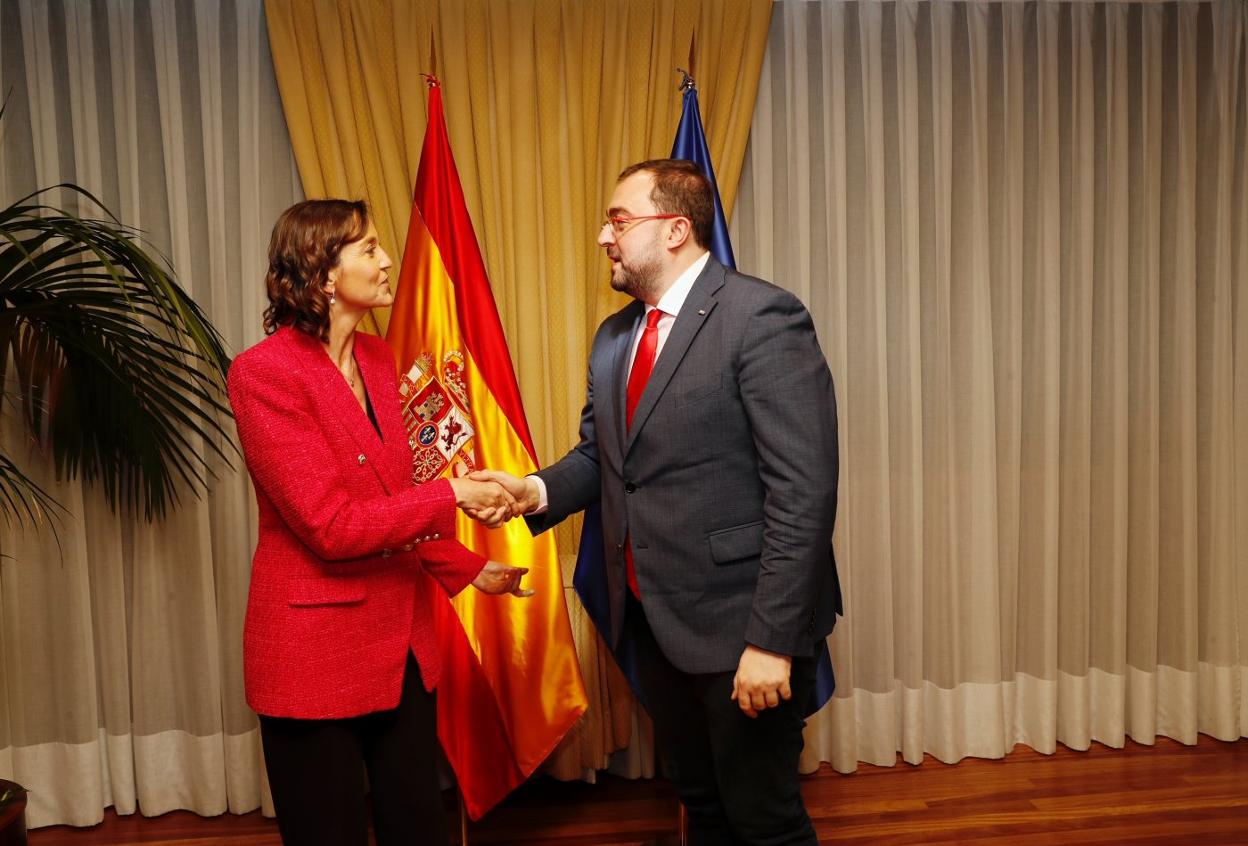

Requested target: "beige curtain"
[
  {"left": 0, "top": 0, "right": 301, "bottom": 827},
  {"left": 263, "top": 0, "right": 773, "bottom": 778},
  {"left": 731, "top": 0, "right": 1248, "bottom": 773}
]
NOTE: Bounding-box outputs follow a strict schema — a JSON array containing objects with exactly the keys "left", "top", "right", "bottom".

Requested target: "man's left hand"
[{"left": 731, "top": 645, "right": 793, "bottom": 718}]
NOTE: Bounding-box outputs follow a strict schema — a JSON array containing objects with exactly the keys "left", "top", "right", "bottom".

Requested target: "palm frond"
[
  {"left": 0, "top": 183, "right": 235, "bottom": 523},
  {"left": 0, "top": 452, "right": 63, "bottom": 530}
]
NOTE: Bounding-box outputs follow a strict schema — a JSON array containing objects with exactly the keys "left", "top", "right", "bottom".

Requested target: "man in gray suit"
[{"left": 476, "top": 159, "right": 840, "bottom": 845}]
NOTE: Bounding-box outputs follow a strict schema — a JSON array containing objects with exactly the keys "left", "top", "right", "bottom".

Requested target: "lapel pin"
[{"left": 697, "top": 309, "right": 706, "bottom": 315}]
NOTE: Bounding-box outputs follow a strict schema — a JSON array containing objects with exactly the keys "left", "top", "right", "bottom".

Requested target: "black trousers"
[
  {"left": 626, "top": 595, "right": 819, "bottom": 846},
  {"left": 257, "top": 654, "right": 449, "bottom": 846}
]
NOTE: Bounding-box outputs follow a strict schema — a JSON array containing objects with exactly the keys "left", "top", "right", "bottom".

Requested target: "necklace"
[{"left": 345, "top": 358, "right": 358, "bottom": 389}]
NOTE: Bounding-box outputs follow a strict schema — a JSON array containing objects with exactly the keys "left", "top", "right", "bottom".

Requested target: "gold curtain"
[{"left": 263, "top": 0, "right": 772, "bottom": 775}]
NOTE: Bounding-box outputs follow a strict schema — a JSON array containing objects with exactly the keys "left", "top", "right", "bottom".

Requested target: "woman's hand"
[
  {"left": 467, "top": 470, "right": 541, "bottom": 514},
  {"left": 472, "top": 561, "right": 533, "bottom": 597},
  {"left": 448, "top": 477, "right": 516, "bottom": 528}
]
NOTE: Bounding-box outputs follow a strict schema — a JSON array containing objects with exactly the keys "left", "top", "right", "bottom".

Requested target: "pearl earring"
[{"left": 329, "top": 290, "right": 336, "bottom": 305}]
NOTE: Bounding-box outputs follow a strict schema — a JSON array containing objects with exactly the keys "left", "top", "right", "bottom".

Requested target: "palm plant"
[{"left": 0, "top": 182, "right": 233, "bottom": 533}]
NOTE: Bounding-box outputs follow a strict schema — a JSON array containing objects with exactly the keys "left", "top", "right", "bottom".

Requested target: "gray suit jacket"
[{"left": 528, "top": 257, "right": 841, "bottom": 674}]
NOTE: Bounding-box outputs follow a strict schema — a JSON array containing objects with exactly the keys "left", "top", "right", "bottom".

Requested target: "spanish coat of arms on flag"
[{"left": 400, "top": 350, "right": 476, "bottom": 482}]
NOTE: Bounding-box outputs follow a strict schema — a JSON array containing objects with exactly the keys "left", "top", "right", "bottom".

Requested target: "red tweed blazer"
[{"left": 228, "top": 326, "right": 484, "bottom": 719}]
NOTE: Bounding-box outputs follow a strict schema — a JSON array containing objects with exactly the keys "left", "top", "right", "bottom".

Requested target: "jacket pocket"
[
  {"left": 675, "top": 375, "right": 723, "bottom": 406},
  {"left": 707, "top": 520, "right": 764, "bottom": 565},
  {"left": 287, "top": 576, "right": 367, "bottom": 606}
]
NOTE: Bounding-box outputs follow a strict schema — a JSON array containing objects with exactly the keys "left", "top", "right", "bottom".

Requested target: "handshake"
[{"left": 447, "top": 470, "right": 541, "bottom": 530}]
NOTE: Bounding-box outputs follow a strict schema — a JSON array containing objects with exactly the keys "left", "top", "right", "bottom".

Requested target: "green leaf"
[{"left": 0, "top": 183, "right": 236, "bottom": 525}]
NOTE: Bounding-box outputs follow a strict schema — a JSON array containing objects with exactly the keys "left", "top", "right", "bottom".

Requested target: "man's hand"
[
  {"left": 469, "top": 469, "right": 541, "bottom": 515},
  {"left": 730, "top": 645, "right": 793, "bottom": 718},
  {"left": 472, "top": 560, "right": 533, "bottom": 597},
  {"left": 447, "top": 477, "right": 516, "bottom": 528}
]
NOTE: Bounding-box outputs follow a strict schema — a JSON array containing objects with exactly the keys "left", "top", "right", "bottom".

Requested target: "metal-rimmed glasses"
[{"left": 601, "top": 213, "right": 687, "bottom": 237}]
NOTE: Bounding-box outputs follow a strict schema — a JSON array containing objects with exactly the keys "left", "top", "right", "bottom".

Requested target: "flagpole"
[{"left": 458, "top": 789, "right": 470, "bottom": 845}]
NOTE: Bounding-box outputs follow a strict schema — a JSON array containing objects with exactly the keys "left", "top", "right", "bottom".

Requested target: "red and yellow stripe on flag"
[{"left": 386, "top": 79, "right": 588, "bottom": 819}]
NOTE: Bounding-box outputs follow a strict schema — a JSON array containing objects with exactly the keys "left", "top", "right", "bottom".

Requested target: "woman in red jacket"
[{"left": 228, "top": 199, "right": 523, "bottom": 846}]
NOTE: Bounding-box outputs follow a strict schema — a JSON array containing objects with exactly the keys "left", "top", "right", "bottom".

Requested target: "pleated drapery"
[
  {"left": 3, "top": 0, "right": 1246, "bottom": 830},
  {"left": 0, "top": 0, "right": 301, "bottom": 827},
  {"left": 732, "top": 0, "right": 1248, "bottom": 772}
]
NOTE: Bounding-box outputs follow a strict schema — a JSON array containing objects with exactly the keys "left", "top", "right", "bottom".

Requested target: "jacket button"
[
  {"left": 402, "top": 543, "right": 413, "bottom": 552},
  {"left": 357, "top": 454, "right": 367, "bottom": 465},
  {"left": 624, "top": 482, "right": 636, "bottom": 494}
]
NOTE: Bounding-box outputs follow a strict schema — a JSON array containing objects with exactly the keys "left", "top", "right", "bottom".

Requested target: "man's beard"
[{"left": 608, "top": 247, "right": 663, "bottom": 301}]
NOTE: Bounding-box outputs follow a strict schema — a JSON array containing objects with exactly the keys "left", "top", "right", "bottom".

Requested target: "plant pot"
[{"left": 0, "top": 780, "right": 27, "bottom": 846}]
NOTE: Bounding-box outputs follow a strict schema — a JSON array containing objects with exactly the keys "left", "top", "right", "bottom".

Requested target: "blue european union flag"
[{"left": 671, "top": 85, "right": 736, "bottom": 269}]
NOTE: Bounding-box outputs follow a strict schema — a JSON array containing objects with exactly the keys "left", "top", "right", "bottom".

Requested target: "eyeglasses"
[{"left": 600, "top": 214, "right": 687, "bottom": 236}]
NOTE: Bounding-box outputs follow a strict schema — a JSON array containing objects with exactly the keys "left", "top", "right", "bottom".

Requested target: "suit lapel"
[
  {"left": 624, "top": 261, "right": 724, "bottom": 455},
  {"left": 285, "top": 328, "right": 397, "bottom": 495},
  {"left": 613, "top": 303, "right": 646, "bottom": 443},
  {"left": 355, "top": 342, "right": 408, "bottom": 493}
]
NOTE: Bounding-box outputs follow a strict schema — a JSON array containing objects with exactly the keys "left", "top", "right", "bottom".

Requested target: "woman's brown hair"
[{"left": 263, "top": 199, "right": 369, "bottom": 341}]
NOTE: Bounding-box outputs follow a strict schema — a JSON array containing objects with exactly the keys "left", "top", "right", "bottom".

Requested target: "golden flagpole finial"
[
  {"left": 678, "top": 30, "right": 695, "bottom": 92},
  {"left": 426, "top": 30, "right": 438, "bottom": 86}
]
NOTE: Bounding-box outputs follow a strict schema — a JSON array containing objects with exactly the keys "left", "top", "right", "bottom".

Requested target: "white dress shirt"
[{"left": 626, "top": 250, "right": 710, "bottom": 371}]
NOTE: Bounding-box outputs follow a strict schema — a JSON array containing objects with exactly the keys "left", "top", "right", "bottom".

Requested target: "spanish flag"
[{"left": 386, "top": 78, "right": 588, "bottom": 819}]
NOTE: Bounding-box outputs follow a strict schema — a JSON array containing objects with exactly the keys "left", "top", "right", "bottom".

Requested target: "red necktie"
[
  {"left": 624, "top": 308, "right": 663, "bottom": 598},
  {"left": 626, "top": 308, "right": 663, "bottom": 428}
]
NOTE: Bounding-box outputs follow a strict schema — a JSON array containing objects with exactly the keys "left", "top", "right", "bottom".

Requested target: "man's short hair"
[{"left": 618, "top": 159, "right": 714, "bottom": 250}]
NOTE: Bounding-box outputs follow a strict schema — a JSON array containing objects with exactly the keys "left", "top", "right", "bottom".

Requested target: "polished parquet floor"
[{"left": 27, "top": 736, "right": 1248, "bottom": 845}]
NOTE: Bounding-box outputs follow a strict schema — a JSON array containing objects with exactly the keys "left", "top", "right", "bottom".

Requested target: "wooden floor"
[{"left": 27, "top": 735, "right": 1248, "bottom": 845}]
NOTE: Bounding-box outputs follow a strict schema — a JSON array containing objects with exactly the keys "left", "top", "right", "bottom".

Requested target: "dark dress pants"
[
  {"left": 626, "top": 595, "right": 819, "bottom": 846},
  {"left": 258, "top": 653, "right": 449, "bottom": 846}
]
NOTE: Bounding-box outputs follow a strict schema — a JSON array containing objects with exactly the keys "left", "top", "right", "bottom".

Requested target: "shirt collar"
[{"left": 649, "top": 251, "right": 710, "bottom": 318}]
